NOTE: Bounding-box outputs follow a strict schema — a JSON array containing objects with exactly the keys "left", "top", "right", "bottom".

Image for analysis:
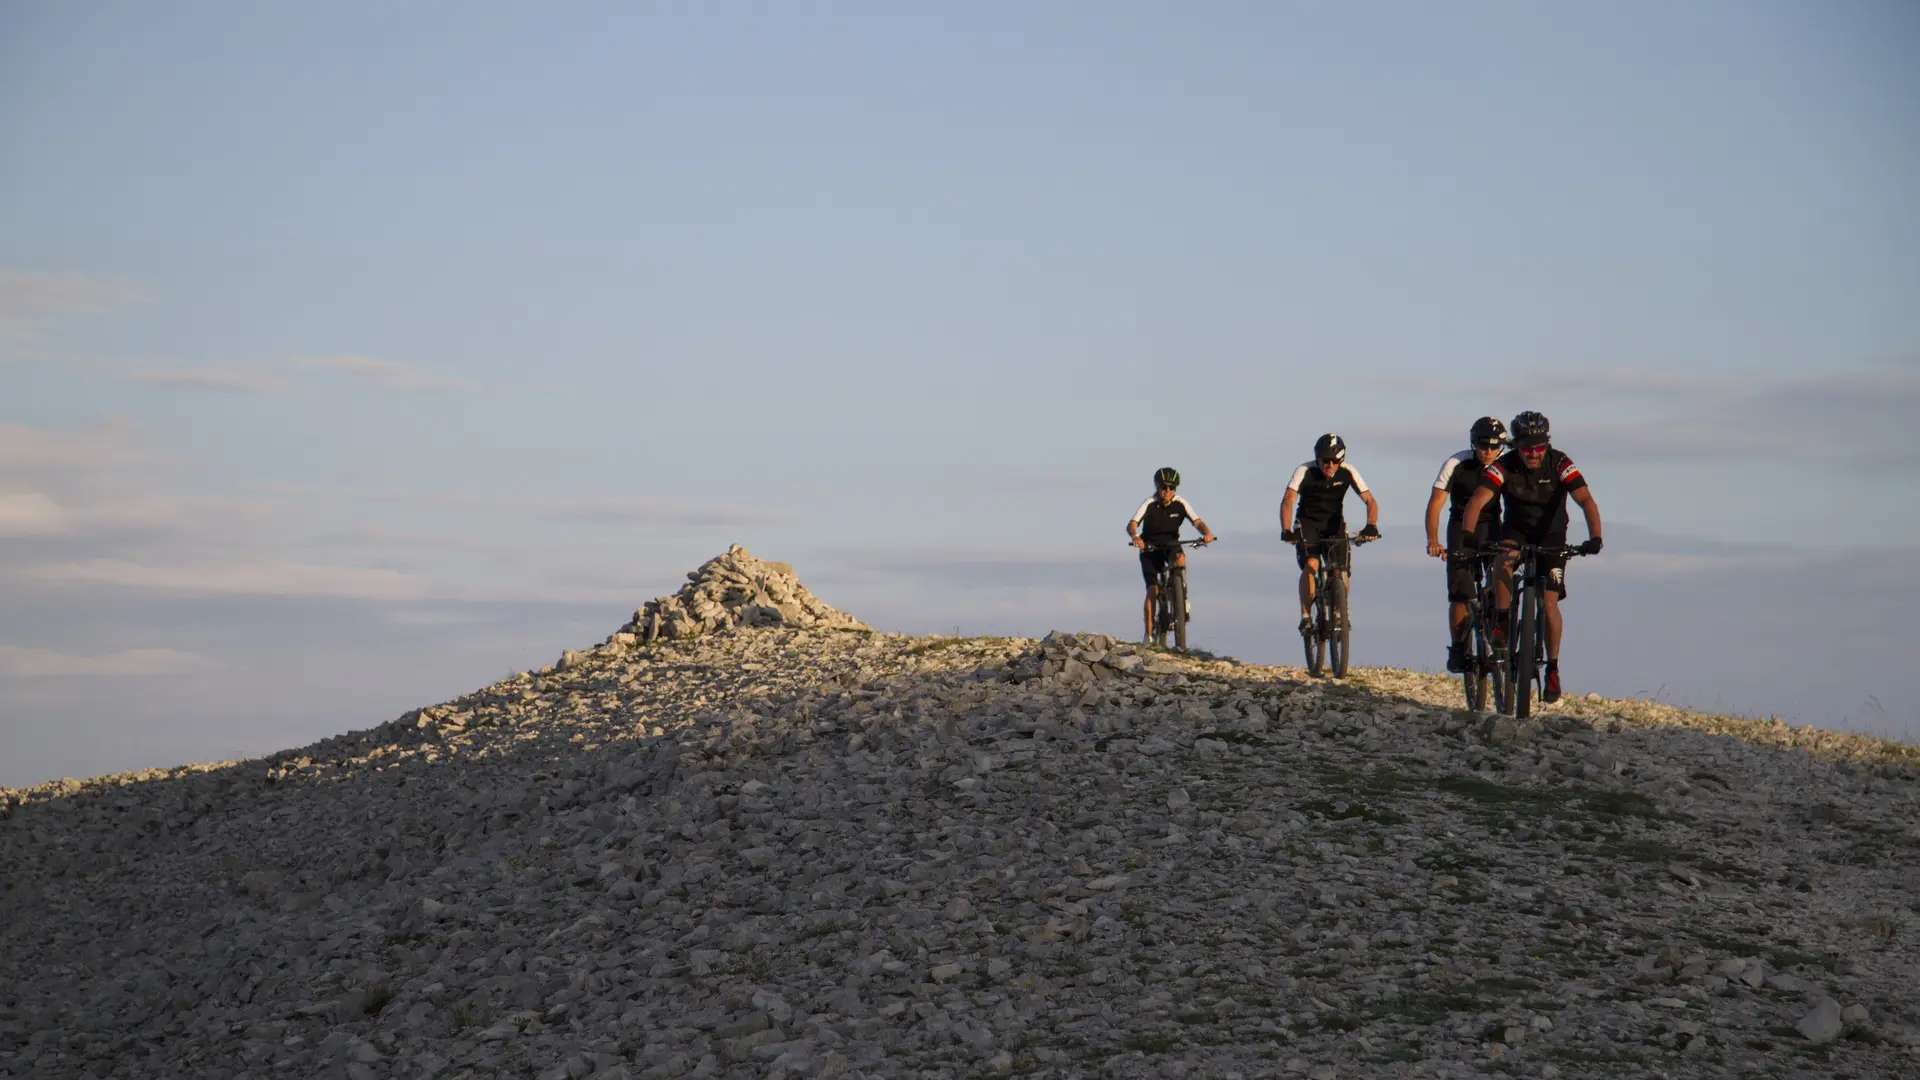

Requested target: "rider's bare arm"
[
  {"left": 1460, "top": 485, "right": 1496, "bottom": 536},
  {"left": 1572, "top": 486, "right": 1602, "bottom": 541},
  {"left": 1360, "top": 490, "right": 1380, "bottom": 528},
  {"left": 1192, "top": 519, "right": 1217, "bottom": 543},
  {"left": 1278, "top": 490, "right": 1297, "bottom": 534},
  {"left": 1424, "top": 488, "right": 1448, "bottom": 556}
]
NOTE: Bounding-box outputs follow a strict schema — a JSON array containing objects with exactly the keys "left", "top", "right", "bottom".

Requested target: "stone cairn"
[{"left": 609, "top": 544, "right": 868, "bottom": 647}]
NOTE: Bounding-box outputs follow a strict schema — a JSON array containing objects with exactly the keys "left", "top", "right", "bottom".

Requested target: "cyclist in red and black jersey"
[
  {"left": 1460, "top": 411, "right": 1603, "bottom": 703},
  {"left": 1425, "top": 416, "right": 1507, "bottom": 673},
  {"left": 1127, "top": 467, "right": 1216, "bottom": 640},
  {"left": 1280, "top": 434, "right": 1381, "bottom": 635}
]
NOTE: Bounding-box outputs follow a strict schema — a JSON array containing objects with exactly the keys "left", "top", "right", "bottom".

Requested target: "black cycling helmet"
[
  {"left": 1314, "top": 433, "right": 1347, "bottom": 463},
  {"left": 1153, "top": 466, "right": 1180, "bottom": 489},
  {"left": 1470, "top": 416, "right": 1507, "bottom": 449},
  {"left": 1510, "top": 410, "right": 1550, "bottom": 447}
]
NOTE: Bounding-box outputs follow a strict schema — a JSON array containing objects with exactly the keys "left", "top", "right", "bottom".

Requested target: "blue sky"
[{"left": 4, "top": 1, "right": 1917, "bottom": 786}]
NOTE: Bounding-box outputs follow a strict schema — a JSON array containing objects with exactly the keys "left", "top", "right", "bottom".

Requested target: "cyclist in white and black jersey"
[
  {"left": 1279, "top": 434, "right": 1381, "bottom": 634},
  {"left": 1127, "top": 466, "right": 1216, "bottom": 641},
  {"left": 1425, "top": 416, "right": 1507, "bottom": 673}
]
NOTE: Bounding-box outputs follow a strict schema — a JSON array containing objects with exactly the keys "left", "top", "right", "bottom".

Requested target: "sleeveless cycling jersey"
[
  {"left": 1285, "top": 462, "right": 1368, "bottom": 531},
  {"left": 1131, "top": 495, "right": 1200, "bottom": 544},
  {"left": 1433, "top": 450, "right": 1502, "bottom": 531},
  {"left": 1481, "top": 448, "right": 1585, "bottom": 541}
]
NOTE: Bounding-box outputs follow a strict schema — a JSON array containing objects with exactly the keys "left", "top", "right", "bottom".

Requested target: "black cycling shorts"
[
  {"left": 1446, "top": 555, "right": 1479, "bottom": 604},
  {"left": 1139, "top": 545, "right": 1178, "bottom": 587},
  {"left": 1294, "top": 523, "right": 1349, "bottom": 573},
  {"left": 1497, "top": 525, "right": 1569, "bottom": 598}
]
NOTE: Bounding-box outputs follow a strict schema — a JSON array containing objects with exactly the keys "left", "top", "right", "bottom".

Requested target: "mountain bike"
[
  {"left": 1294, "top": 533, "right": 1374, "bottom": 678},
  {"left": 1446, "top": 548, "right": 1509, "bottom": 712},
  {"left": 1139, "top": 538, "right": 1209, "bottom": 649},
  {"left": 1499, "top": 543, "right": 1591, "bottom": 720}
]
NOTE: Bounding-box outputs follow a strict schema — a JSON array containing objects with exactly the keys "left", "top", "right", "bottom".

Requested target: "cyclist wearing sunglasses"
[
  {"left": 1127, "top": 467, "right": 1217, "bottom": 639},
  {"left": 1280, "top": 433, "right": 1381, "bottom": 636},
  {"left": 1425, "top": 416, "right": 1508, "bottom": 674},
  {"left": 1459, "top": 411, "right": 1603, "bottom": 703}
]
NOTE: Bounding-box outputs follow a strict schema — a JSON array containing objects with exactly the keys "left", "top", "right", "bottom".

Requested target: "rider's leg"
[
  {"left": 1144, "top": 585, "right": 1159, "bottom": 638},
  {"left": 1298, "top": 561, "right": 1317, "bottom": 620},
  {"left": 1174, "top": 552, "right": 1189, "bottom": 618},
  {"left": 1490, "top": 547, "right": 1518, "bottom": 645},
  {"left": 1541, "top": 578, "right": 1567, "bottom": 702},
  {"left": 1493, "top": 546, "right": 1518, "bottom": 613},
  {"left": 1449, "top": 601, "right": 1469, "bottom": 643},
  {"left": 1544, "top": 589, "right": 1562, "bottom": 661}
]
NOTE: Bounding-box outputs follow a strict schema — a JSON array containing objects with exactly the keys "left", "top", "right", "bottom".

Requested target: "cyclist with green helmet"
[{"left": 1127, "top": 467, "right": 1217, "bottom": 641}]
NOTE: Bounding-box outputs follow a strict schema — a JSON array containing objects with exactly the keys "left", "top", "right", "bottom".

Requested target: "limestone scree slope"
[{"left": 3, "top": 547, "right": 1919, "bottom": 1080}]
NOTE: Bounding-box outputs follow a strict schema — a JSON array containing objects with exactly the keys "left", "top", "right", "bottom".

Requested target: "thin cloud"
[
  {"left": 0, "top": 645, "right": 215, "bottom": 678},
  {"left": 0, "top": 270, "right": 142, "bottom": 347},
  {"left": 0, "top": 421, "right": 168, "bottom": 475},
  {"left": 1535, "top": 369, "right": 1727, "bottom": 397},
  {"left": 125, "top": 368, "right": 290, "bottom": 393},
  {"left": 542, "top": 496, "right": 781, "bottom": 528},
  {"left": 1350, "top": 364, "right": 1919, "bottom": 470},
  {"left": 385, "top": 609, "right": 487, "bottom": 627},
  {"left": 0, "top": 492, "right": 71, "bottom": 537},
  {"left": 296, "top": 355, "right": 475, "bottom": 394},
  {"left": 1583, "top": 551, "right": 1801, "bottom": 579},
  {"left": 272, "top": 485, "right": 784, "bottom": 528},
  {"left": 26, "top": 559, "right": 423, "bottom": 601}
]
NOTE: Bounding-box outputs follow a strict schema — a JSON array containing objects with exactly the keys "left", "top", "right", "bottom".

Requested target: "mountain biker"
[
  {"left": 1426, "top": 416, "right": 1508, "bottom": 674},
  {"left": 1280, "top": 434, "right": 1381, "bottom": 635},
  {"left": 1127, "top": 467, "right": 1216, "bottom": 641},
  {"left": 1459, "top": 411, "right": 1603, "bottom": 704}
]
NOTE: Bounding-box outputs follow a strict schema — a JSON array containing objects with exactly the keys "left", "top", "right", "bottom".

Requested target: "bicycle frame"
[
  {"left": 1498, "top": 542, "right": 1588, "bottom": 719},
  {"left": 1293, "top": 533, "right": 1372, "bottom": 678},
  {"left": 1447, "top": 548, "right": 1508, "bottom": 712},
  {"left": 1138, "top": 538, "right": 1208, "bottom": 650}
]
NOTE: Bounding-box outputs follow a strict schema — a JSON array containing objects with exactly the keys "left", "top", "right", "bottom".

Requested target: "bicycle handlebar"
[
  {"left": 1445, "top": 543, "right": 1594, "bottom": 559},
  {"left": 1134, "top": 537, "right": 1214, "bottom": 550},
  {"left": 1290, "top": 532, "right": 1377, "bottom": 548}
]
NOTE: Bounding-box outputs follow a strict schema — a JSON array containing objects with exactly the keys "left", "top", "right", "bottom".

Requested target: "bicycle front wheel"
[
  {"left": 1514, "top": 583, "right": 1538, "bottom": 720},
  {"left": 1484, "top": 604, "right": 1509, "bottom": 714},
  {"left": 1328, "top": 575, "right": 1350, "bottom": 678},
  {"left": 1463, "top": 622, "right": 1487, "bottom": 711},
  {"left": 1169, "top": 569, "right": 1188, "bottom": 651},
  {"left": 1302, "top": 579, "right": 1325, "bottom": 676}
]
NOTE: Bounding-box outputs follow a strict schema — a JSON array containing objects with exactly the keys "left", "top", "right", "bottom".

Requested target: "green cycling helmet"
[{"left": 1153, "top": 466, "right": 1180, "bottom": 489}]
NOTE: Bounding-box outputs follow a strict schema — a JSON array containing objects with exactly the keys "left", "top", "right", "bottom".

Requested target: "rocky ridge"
[{"left": 3, "top": 555, "right": 1919, "bottom": 1080}]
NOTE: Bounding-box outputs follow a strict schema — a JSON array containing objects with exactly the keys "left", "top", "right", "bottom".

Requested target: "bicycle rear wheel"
[
  {"left": 1328, "top": 575, "right": 1350, "bottom": 678},
  {"left": 1302, "top": 574, "right": 1325, "bottom": 676},
  {"left": 1485, "top": 602, "right": 1510, "bottom": 714},
  {"left": 1514, "top": 582, "right": 1538, "bottom": 719},
  {"left": 1170, "top": 568, "right": 1188, "bottom": 651},
  {"left": 1463, "top": 621, "right": 1487, "bottom": 711}
]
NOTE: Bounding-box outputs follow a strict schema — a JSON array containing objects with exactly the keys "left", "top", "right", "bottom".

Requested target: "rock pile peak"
[{"left": 610, "top": 545, "right": 867, "bottom": 646}]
